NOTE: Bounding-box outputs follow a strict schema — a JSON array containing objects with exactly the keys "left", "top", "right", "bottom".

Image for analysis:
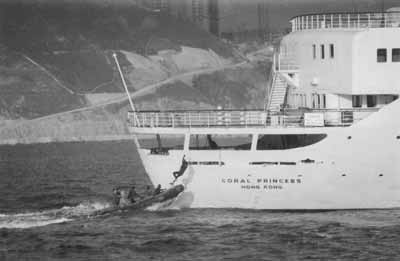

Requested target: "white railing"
[
  {"left": 265, "top": 66, "right": 276, "bottom": 111},
  {"left": 273, "top": 52, "right": 299, "bottom": 72},
  {"left": 127, "top": 108, "right": 379, "bottom": 129},
  {"left": 291, "top": 11, "right": 400, "bottom": 32}
]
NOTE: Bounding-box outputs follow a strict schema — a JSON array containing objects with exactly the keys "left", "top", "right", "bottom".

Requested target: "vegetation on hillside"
[
  {"left": 136, "top": 81, "right": 213, "bottom": 111},
  {"left": 192, "top": 64, "right": 270, "bottom": 109},
  {"left": 0, "top": 48, "right": 85, "bottom": 119},
  {"left": 0, "top": 2, "right": 236, "bottom": 119}
]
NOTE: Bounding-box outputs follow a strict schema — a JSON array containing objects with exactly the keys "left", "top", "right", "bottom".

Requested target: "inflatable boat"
[{"left": 93, "top": 184, "right": 185, "bottom": 216}]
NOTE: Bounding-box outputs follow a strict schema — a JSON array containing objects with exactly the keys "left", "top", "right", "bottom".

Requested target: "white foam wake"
[
  {"left": 0, "top": 200, "right": 111, "bottom": 229},
  {"left": 145, "top": 191, "right": 194, "bottom": 211}
]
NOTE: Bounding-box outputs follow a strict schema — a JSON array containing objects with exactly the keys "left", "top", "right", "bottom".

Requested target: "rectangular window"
[
  {"left": 329, "top": 44, "right": 334, "bottom": 58},
  {"left": 322, "top": 94, "right": 326, "bottom": 108},
  {"left": 189, "top": 134, "right": 252, "bottom": 150},
  {"left": 312, "top": 94, "right": 316, "bottom": 108},
  {"left": 321, "top": 44, "right": 325, "bottom": 59},
  {"left": 312, "top": 44, "right": 316, "bottom": 59},
  {"left": 367, "top": 95, "right": 377, "bottom": 107},
  {"left": 137, "top": 134, "right": 185, "bottom": 150},
  {"left": 392, "top": 48, "right": 400, "bottom": 62},
  {"left": 257, "top": 134, "right": 327, "bottom": 150},
  {"left": 352, "top": 95, "right": 362, "bottom": 108},
  {"left": 377, "top": 48, "right": 387, "bottom": 63}
]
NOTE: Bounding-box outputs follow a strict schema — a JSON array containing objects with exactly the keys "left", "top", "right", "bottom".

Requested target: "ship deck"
[
  {"left": 127, "top": 108, "right": 379, "bottom": 129},
  {"left": 291, "top": 11, "right": 400, "bottom": 32}
]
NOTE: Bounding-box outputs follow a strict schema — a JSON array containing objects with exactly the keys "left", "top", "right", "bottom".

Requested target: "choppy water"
[{"left": 1, "top": 141, "right": 400, "bottom": 260}]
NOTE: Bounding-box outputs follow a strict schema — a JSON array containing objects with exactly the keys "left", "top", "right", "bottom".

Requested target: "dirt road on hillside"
[{"left": 31, "top": 60, "right": 247, "bottom": 122}]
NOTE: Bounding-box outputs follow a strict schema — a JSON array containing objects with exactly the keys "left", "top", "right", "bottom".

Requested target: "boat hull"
[
  {"left": 131, "top": 99, "right": 400, "bottom": 209},
  {"left": 136, "top": 151, "right": 400, "bottom": 209}
]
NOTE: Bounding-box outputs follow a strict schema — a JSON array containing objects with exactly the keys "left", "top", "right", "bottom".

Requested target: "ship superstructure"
[{"left": 125, "top": 10, "right": 400, "bottom": 209}]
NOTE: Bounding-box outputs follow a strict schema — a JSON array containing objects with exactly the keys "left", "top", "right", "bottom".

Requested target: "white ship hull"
[{"left": 131, "top": 99, "right": 400, "bottom": 209}]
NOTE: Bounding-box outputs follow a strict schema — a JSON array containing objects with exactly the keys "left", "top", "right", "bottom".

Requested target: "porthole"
[
  {"left": 379, "top": 174, "right": 383, "bottom": 177},
  {"left": 342, "top": 174, "right": 346, "bottom": 177},
  {"left": 347, "top": 136, "right": 352, "bottom": 140}
]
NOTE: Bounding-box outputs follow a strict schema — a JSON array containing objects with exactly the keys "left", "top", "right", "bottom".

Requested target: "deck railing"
[
  {"left": 127, "top": 108, "right": 379, "bottom": 129},
  {"left": 291, "top": 11, "right": 400, "bottom": 32},
  {"left": 273, "top": 52, "right": 299, "bottom": 72}
]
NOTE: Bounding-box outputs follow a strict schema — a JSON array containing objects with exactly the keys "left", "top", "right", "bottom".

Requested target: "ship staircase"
[{"left": 265, "top": 52, "right": 299, "bottom": 112}]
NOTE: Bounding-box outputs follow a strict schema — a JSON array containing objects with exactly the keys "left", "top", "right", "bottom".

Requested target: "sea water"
[{"left": 1, "top": 141, "right": 400, "bottom": 260}]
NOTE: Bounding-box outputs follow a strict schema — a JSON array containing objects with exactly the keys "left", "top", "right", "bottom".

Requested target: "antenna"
[
  {"left": 351, "top": 0, "right": 356, "bottom": 12},
  {"left": 112, "top": 52, "right": 140, "bottom": 125}
]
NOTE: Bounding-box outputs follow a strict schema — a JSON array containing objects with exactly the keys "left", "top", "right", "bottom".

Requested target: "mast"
[{"left": 112, "top": 52, "right": 140, "bottom": 125}]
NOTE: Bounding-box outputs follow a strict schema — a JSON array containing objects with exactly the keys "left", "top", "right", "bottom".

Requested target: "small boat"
[{"left": 93, "top": 184, "right": 185, "bottom": 216}]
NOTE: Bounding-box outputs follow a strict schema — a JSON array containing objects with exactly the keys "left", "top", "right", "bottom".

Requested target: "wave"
[
  {"left": 146, "top": 191, "right": 194, "bottom": 211},
  {"left": 0, "top": 200, "right": 111, "bottom": 229}
]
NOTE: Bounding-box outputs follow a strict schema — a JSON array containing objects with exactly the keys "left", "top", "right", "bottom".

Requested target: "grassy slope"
[
  {"left": 0, "top": 48, "right": 85, "bottom": 119},
  {"left": 136, "top": 81, "right": 213, "bottom": 111},
  {"left": 0, "top": 2, "right": 235, "bottom": 119},
  {"left": 191, "top": 63, "right": 270, "bottom": 109},
  {"left": 0, "top": 2, "right": 234, "bottom": 93}
]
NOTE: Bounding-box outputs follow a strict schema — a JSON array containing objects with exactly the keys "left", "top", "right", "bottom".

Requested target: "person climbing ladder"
[{"left": 171, "top": 155, "right": 188, "bottom": 185}]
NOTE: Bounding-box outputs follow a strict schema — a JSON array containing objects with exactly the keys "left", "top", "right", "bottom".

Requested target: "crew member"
[
  {"left": 127, "top": 186, "right": 141, "bottom": 203},
  {"left": 112, "top": 187, "right": 121, "bottom": 206},
  {"left": 172, "top": 155, "right": 188, "bottom": 184},
  {"left": 207, "top": 135, "right": 219, "bottom": 149},
  {"left": 153, "top": 184, "right": 162, "bottom": 195},
  {"left": 144, "top": 185, "right": 153, "bottom": 197},
  {"left": 118, "top": 189, "right": 132, "bottom": 207}
]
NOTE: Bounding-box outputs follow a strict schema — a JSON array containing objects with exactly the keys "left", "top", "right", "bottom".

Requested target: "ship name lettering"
[
  {"left": 222, "top": 178, "right": 302, "bottom": 184},
  {"left": 255, "top": 178, "right": 302, "bottom": 184},
  {"left": 241, "top": 185, "right": 260, "bottom": 190},
  {"left": 264, "top": 185, "right": 283, "bottom": 190},
  {"left": 222, "top": 178, "right": 251, "bottom": 184}
]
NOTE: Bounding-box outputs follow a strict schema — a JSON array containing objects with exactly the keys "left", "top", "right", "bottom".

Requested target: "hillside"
[
  {"left": 0, "top": 2, "right": 236, "bottom": 119},
  {"left": 0, "top": 61, "right": 272, "bottom": 145},
  {"left": 0, "top": 47, "right": 86, "bottom": 120},
  {"left": 0, "top": 1, "right": 273, "bottom": 144}
]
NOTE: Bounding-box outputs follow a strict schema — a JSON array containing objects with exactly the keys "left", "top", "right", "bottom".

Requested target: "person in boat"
[
  {"left": 144, "top": 185, "right": 153, "bottom": 197},
  {"left": 112, "top": 186, "right": 141, "bottom": 208},
  {"left": 118, "top": 188, "right": 132, "bottom": 207},
  {"left": 127, "top": 186, "right": 142, "bottom": 204},
  {"left": 112, "top": 187, "right": 121, "bottom": 206},
  {"left": 153, "top": 184, "right": 162, "bottom": 195},
  {"left": 172, "top": 155, "right": 188, "bottom": 184}
]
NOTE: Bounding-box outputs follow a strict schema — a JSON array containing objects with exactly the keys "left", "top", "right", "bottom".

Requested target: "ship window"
[
  {"left": 312, "top": 94, "right": 316, "bottom": 108},
  {"left": 189, "top": 134, "right": 252, "bottom": 150},
  {"left": 256, "top": 134, "right": 327, "bottom": 150},
  {"left": 321, "top": 45, "right": 325, "bottom": 59},
  {"left": 377, "top": 48, "right": 387, "bottom": 63},
  {"left": 392, "top": 48, "right": 400, "bottom": 62},
  {"left": 329, "top": 44, "right": 334, "bottom": 58},
  {"left": 322, "top": 94, "right": 326, "bottom": 108},
  {"left": 352, "top": 95, "right": 362, "bottom": 108},
  {"left": 137, "top": 134, "right": 184, "bottom": 150},
  {"left": 367, "top": 95, "right": 377, "bottom": 107},
  {"left": 312, "top": 44, "right": 316, "bottom": 59}
]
